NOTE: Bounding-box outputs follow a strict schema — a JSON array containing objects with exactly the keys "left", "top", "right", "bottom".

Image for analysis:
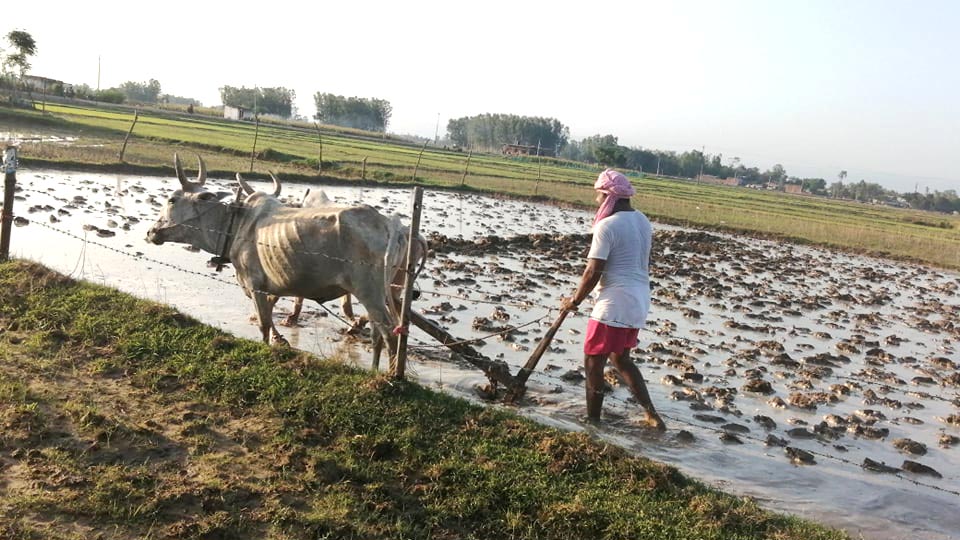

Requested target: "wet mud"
[{"left": 6, "top": 168, "right": 960, "bottom": 540}]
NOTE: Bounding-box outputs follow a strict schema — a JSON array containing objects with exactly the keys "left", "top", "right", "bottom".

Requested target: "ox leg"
[
  {"left": 340, "top": 294, "right": 355, "bottom": 319},
  {"left": 253, "top": 293, "right": 287, "bottom": 346},
  {"left": 372, "top": 332, "right": 383, "bottom": 371},
  {"left": 282, "top": 297, "right": 305, "bottom": 327},
  {"left": 369, "top": 325, "right": 398, "bottom": 373},
  {"left": 350, "top": 279, "right": 399, "bottom": 370}
]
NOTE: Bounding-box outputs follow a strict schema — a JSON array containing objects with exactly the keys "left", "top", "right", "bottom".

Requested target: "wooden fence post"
[
  {"left": 361, "top": 157, "right": 367, "bottom": 180},
  {"left": 118, "top": 109, "right": 139, "bottom": 163},
  {"left": 412, "top": 140, "right": 428, "bottom": 182},
  {"left": 1, "top": 146, "right": 17, "bottom": 261},
  {"left": 460, "top": 151, "right": 472, "bottom": 186},
  {"left": 313, "top": 123, "right": 323, "bottom": 173},
  {"left": 533, "top": 140, "right": 543, "bottom": 195},
  {"left": 249, "top": 115, "right": 260, "bottom": 173},
  {"left": 393, "top": 186, "right": 424, "bottom": 379}
]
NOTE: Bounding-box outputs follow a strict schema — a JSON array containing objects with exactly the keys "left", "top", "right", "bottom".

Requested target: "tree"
[
  {"left": 838, "top": 170, "right": 847, "bottom": 182},
  {"left": 800, "top": 178, "right": 827, "bottom": 195},
  {"left": 314, "top": 93, "right": 392, "bottom": 132},
  {"left": 2, "top": 30, "right": 37, "bottom": 78},
  {"left": 445, "top": 113, "right": 569, "bottom": 152},
  {"left": 119, "top": 79, "right": 162, "bottom": 103},
  {"left": 221, "top": 85, "right": 295, "bottom": 117},
  {"left": 767, "top": 164, "right": 787, "bottom": 186}
]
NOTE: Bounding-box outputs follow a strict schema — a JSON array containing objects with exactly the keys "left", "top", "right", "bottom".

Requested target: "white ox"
[
  {"left": 146, "top": 154, "right": 427, "bottom": 365},
  {"left": 244, "top": 182, "right": 427, "bottom": 328}
]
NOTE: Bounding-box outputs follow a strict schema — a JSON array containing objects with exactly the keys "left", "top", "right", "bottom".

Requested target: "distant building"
[
  {"left": 20, "top": 75, "right": 65, "bottom": 93},
  {"left": 224, "top": 105, "right": 256, "bottom": 121},
  {"left": 784, "top": 183, "right": 803, "bottom": 194}
]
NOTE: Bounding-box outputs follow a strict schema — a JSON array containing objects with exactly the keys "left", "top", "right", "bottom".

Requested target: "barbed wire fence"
[
  {"left": 3, "top": 154, "right": 959, "bottom": 503},
  {"left": 10, "top": 172, "right": 960, "bottom": 407}
]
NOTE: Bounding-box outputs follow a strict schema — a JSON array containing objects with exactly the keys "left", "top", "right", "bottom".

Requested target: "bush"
[
  {"left": 255, "top": 148, "right": 300, "bottom": 163},
  {"left": 96, "top": 89, "right": 125, "bottom": 104}
]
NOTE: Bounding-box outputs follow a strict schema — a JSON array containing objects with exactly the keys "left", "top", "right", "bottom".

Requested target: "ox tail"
[
  {"left": 383, "top": 217, "right": 407, "bottom": 326},
  {"left": 383, "top": 221, "right": 429, "bottom": 328},
  {"left": 412, "top": 233, "right": 428, "bottom": 279}
]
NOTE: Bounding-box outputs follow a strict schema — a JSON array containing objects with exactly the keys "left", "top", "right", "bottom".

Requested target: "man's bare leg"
[
  {"left": 585, "top": 354, "right": 608, "bottom": 420},
  {"left": 610, "top": 348, "right": 666, "bottom": 430}
]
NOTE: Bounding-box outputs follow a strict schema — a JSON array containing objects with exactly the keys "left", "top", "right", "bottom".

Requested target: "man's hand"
[{"left": 560, "top": 295, "right": 579, "bottom": 312}]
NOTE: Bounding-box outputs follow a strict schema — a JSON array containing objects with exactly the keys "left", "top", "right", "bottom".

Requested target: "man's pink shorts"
[{"left": 584, "top": 318, "right": 639, "bottom": 355}]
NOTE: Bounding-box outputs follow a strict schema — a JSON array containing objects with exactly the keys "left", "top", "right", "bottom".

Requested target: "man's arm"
[{"left": 561, "top": 258, "right": 606, "bottom": 311}]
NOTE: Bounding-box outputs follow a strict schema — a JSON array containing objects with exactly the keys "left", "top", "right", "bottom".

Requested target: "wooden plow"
[{"left": 408, "top": 308, "right": 570, "bottom": 404}]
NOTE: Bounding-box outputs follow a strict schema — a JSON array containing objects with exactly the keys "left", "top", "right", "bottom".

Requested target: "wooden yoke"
[{"left": 210, "top": 187, "right": 243, "bottom": 272}]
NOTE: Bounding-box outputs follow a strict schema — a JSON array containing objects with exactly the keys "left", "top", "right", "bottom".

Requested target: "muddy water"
[{"left": 8, "top": 168, "right": 960, "bottom": 540}]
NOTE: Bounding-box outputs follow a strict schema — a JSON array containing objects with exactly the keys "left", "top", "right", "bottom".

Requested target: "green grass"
[
  {"left": 6, "top": 101, "right": 960, "bottom": 269},
  {"left": 0, "top": 259, "right": 848, "bottom": 540}
]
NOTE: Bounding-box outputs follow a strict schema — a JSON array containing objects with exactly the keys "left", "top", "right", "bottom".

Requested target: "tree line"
[
  {"left": 219, "top": 86, "right": 296, "bottom": 117},
  {"left": 4, "top": 28, "right": 955, "bottom": 214},
  {"left": 312, "top": 93, "right": 392, "bottom": 132},
  {"left": 446, "top": 113, "right": 569, "bottom": 153}
]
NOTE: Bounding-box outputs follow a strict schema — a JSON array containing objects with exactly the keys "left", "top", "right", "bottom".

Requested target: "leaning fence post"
[
  {"left": 249, "top": 115, "right": 260, "bottom": 173},
  {"left": 313, "top": 122, "right": 323, "bottom": 173},
  {"left": 533, "top": 140, "right": 543, "bottom": 195},
  {"left": 393, "top": 186, "right": 424, "bottom": 379},
  {"left": 118, "top": 109, "right": 139, "bottom": 163},
  {"left": 412, "top": 140, "right": 428, "bottom": 182},
  {"left": 361, "top": 157, "right": 367, "bottom": 180},
  {"left": 460, "top": 150, "right": 472, "bottom": 186},
  {"left": 1, "top": 145, "right": 17, "bottom": 261}
]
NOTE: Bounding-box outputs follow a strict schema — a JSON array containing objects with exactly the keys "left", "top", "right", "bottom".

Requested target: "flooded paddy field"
[{"left": 7, "top": 168, "right": 960, "bottom": 539}]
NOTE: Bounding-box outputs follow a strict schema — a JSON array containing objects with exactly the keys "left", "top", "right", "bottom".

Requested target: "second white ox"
[{"left": 146, "top": 154, "right": 427, "bottom": 365}]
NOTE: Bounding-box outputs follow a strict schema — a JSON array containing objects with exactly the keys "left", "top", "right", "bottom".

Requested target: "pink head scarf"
[{"left": 593, "top": 168, "right": 635, "bottom": 226}]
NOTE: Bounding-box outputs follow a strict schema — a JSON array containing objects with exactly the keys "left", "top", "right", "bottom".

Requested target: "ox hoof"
[
  {"left": 280, "top": 316, "right": 299, "bottom": 327},
  {"left": 345, "top": 317, "right": 369, "bottom": 336},
  {"left": 270, "top": 335, "right": 290, "bottom": 347}
]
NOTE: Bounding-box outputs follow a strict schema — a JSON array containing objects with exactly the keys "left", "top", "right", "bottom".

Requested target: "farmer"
[{"left": 561, "top": 168, "right": 665, "bottom": 429}]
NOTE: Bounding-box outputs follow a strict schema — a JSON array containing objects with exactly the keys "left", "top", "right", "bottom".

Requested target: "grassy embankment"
[
  {"left": 4, "top": 102, "right": 960, "bottom": 269},
  {"left": 0, "top": 260, "right": 847, "bottom": 539}
]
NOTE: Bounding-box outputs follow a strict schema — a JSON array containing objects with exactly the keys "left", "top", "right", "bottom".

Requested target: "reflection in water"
[{"left": 8, "top": 168, "right": 960, "bottom": 540}]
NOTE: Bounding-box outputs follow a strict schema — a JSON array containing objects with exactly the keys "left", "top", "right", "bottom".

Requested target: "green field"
[
  {"left": 0, "top": 259, "right": 847, "bottom": 539},
  {"left": 5, "top": 101, "right": 960, "bottom": 269}
]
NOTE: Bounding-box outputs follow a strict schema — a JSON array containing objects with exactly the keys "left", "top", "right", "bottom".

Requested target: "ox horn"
[
  {"left": 174, "top": 153, "right": 207, "bottom": 191},
  {"left": 236, "top": 172, "right": 255, "bottom": 195},
  {"left": 268, "top": 171, "right": 282, "bottom": 197},
  {"left": 196, "top": 154, "right": 207, "bottom": 186},
  {"left": 174, "top": 152, "right": 189, "bottom": 188}
]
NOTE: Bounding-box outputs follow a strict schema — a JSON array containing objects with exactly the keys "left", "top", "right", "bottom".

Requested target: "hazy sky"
[{"left": 7, "top": 0, "right": 959, "bottom": 193}]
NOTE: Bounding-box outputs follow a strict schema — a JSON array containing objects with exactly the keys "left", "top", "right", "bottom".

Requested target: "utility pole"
[
  {"left": 97, "top": 55, "right": 101, "bottom": 91},
  {"left": 434, "top": 112, "right": 440, "bottom": 145},
  {"left": 655, "top": 155, "right": 660, "bottom": 176}
]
